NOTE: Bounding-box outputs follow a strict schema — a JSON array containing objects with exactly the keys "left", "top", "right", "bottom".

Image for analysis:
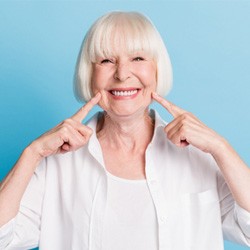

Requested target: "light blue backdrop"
[{"left": 0, "top": 1, "right": 249, "bottom": 250}]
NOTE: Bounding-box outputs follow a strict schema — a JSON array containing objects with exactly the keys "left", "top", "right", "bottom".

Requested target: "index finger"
[
  {"left": 152, "top": 92, "right": 185, "bottom": 118},
  {"left": 71, "top": 93, "right": 101, "bottom": 122}
]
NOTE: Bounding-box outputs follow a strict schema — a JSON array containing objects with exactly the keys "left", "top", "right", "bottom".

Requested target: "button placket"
[{"left": 146, "top": 148, "right": 169, "bottom": 249}]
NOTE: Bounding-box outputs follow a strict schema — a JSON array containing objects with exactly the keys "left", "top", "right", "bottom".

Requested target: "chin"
[{"left": 106, "top": 105, "right": 149, "bottom": 119}]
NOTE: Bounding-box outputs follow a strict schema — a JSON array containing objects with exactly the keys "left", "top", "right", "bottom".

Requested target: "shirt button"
[{"left": 160, "top": 216, "right": 167, "bottom": 224}]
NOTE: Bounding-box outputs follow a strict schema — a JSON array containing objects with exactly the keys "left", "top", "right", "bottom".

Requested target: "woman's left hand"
[
  {"left": 152, "top": 92, "right": 225, "bottom": 156},
  {"left": 152, "top": 92, "right": 250, "bottom": 212}
]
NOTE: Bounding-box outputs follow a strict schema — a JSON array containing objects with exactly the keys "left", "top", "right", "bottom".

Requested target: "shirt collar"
[
  {"left": 149, "top": 109, "right": 167, "bottom": 145},
  {"left": 86, "top": 113, "right": 105, "bottom": 168},
  {"left": 151, "top": 109, "right": 167, "bottom": 128}
]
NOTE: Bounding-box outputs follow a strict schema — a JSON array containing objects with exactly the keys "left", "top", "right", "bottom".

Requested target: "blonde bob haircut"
[{"left": 74, "top": 11, "right": 173, "bottom": 102}]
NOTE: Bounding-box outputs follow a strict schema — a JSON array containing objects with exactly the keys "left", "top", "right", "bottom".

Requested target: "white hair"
[{"left": 74, "top": 11, "right": 173, "bottom": 102}]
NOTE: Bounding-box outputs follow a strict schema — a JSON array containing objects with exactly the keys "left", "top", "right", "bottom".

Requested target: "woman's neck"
[{"left": 96, "top": 110, "right": 154, "bottom": 153}]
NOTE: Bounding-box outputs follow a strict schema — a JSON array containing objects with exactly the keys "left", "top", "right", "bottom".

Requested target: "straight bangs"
[{"left": 86, "top": 12, "right": 160, "bottom": 62}]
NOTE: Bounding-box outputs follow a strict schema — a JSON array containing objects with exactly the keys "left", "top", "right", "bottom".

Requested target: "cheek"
[
  {"left": 91, "top": 68, "right": 108, "bottom": 91},
  {"left": 97, "top": 90, "right": 110, "bottom": 110},
  {"left": 139, "top": 65, "right": 157, "bottom": 87},
  {"left": 92, "top": 80, "right": 105, "bottom": 92}
]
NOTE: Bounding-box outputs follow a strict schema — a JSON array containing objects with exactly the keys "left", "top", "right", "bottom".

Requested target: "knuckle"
[
  {"left": 70, "top": 141, "right": 79, "bottom": 149},
  {"left": 81, "top": 137, "right": 88, "bottom": 145},
  {"left": 167, "top": 133, "right": 172, "bottom": 140},
  {"left": 60, "top": 125, "right": 70, "bottom": 134},
  {"left": 181, "top": 112, "right": 190, "bottom": 119},
  {"left": 75, "top": 137, "right": 87, "bottom": 148},
  {"left": 82, "top": 125, "right": 93, "bottom": 135},
  {"left": 63, "top": 118, "right": 73, "bottom": 125},
  {"left": 181, "top": 119, "right": 189, "bottom": 126},
  {"left": 179, "top": 127, "right": 190, "bottom": 138},
  {"left": 83, "top": 133, "right": 91, "bottom": 142},
  {"left": 180, "top": 113, "right": 192, "bottom": 124},
  {"left": 164, "top": 130, "right": 171, "bottom": 140},
  {"left": 88, "top": 128, "right": 93, "bottom": 135}
]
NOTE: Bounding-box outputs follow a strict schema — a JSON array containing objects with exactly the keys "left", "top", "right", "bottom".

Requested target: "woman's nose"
[{"left": 113, "top": 63, "right": 131, "bottom": 82}]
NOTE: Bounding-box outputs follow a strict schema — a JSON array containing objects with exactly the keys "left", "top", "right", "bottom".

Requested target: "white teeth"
[{"left": 111, "top": 90, "right": 138, "bottom": 96}]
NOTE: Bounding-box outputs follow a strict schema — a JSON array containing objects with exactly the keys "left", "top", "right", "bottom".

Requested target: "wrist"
[
  {"left": 24, "top": 142, "right": 44, "bottom": 164},
  {"left": 210, "top": 136, "right": 231, "bottom": 160}
]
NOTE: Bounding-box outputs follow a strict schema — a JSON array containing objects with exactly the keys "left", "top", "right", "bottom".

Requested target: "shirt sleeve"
[
  {"left": 0, "top": 159, "right": 46, "bottom": 249},
  {"left": 235, "top": 203, "right": 250, "bottom": 237},
  {"left": 0, "top": 219, "right": 15, "bottom": 249},
  {"left": 216, "top": 169, "right": 250, "bottom": 246}
]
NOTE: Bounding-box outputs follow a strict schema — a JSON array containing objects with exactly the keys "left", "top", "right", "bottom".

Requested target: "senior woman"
[{"left": 0, "top": 11, "right": 250, "bottom": 250}]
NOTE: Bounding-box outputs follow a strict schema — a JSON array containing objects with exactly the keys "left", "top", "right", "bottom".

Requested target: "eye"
[
  {"left": 101, "top": 59, "right": 113, "bottom": 64},
  {"left": 133, "top": 57, "right": 145, "bottom": 62}
]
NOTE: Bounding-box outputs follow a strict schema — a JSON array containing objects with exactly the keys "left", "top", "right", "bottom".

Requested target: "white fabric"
[
  {"left": 0, "top": 110, "right": 250, "bottom": 250},
  {"left": 102, "top": 173, "right": 158, "bottom": 250}
]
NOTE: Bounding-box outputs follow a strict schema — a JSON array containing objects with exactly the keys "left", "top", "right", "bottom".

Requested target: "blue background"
[{"left": 0, "top": 1, "right": 249, "bottom": 249}]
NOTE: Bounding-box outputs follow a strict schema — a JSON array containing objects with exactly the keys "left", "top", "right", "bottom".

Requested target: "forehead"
[{"left": 88, "top": 15, "right": 158, "bottom": 62}]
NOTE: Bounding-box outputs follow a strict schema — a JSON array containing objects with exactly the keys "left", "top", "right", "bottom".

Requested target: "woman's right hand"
[
  {"left": 1, "top": 93, "right": 101, "bottom": 227},
  {"left": 29, "top": 93, "right": 101, "bottom": 160},
  {"left": 1, "top": 93, "right": 102, "bottom": 228}
]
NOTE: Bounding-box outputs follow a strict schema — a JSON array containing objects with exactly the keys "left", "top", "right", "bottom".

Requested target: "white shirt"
[
  {"left": 0, "top": 110, "right": 250, "bottom": 250},
  {"left": 102, "top": 173, "right": 158, "bottom": 250}
]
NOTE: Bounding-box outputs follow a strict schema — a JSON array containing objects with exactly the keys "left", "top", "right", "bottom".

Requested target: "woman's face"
[{"left": 91, "top": 50, "right": 157, "bottom": 118}]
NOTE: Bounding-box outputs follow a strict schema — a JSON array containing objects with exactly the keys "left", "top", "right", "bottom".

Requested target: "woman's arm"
[
  {"left": 0, "top": 146, "right": 43, "bottom": 227},
  {"left": 152, "top": 92, "right": 250, "bottom": 212},
  {"left": 0, "top": 93, "right": 101, "bottom": 228},
  {"left": 212, "top": 139, "right": 250, "bottom": 211}
]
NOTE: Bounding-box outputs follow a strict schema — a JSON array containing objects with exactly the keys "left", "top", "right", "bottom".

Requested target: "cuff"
[
  {"left": 0, "top": 218, "right": 15, "bottom": 248},
  {"left": 235, "top": 203, "right": 250, "bottom": 237}
]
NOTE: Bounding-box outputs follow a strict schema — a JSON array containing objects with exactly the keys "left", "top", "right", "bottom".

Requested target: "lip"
[{"left": 108, "top": 88, "right": 141, "bottom": 100}]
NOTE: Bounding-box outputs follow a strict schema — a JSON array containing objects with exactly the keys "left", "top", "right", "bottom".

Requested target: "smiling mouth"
[{"left": 109, "top": 89, "right": 140, "bottom": 97}]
